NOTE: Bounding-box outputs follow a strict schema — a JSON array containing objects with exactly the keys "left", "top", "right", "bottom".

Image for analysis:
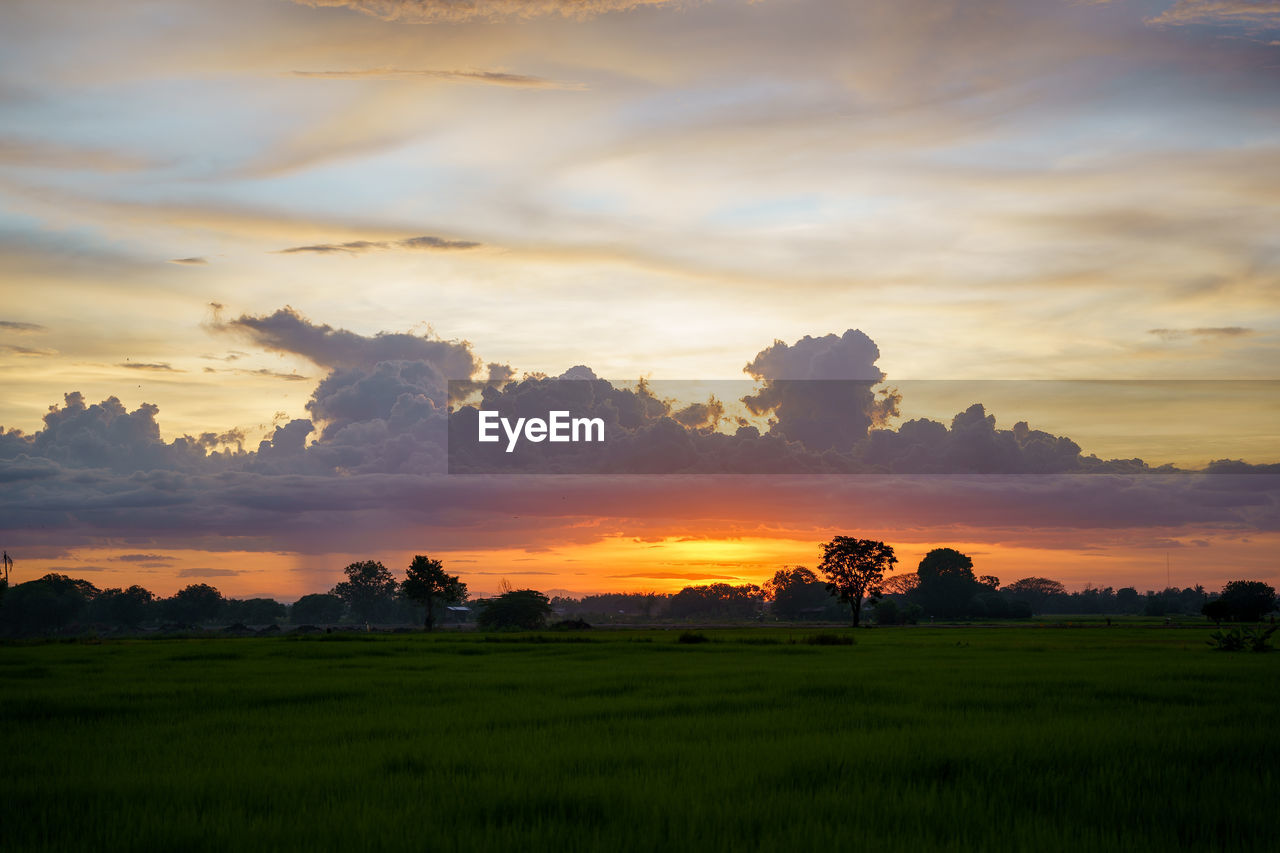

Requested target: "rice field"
[{"left": 1, "top": 627, "right": 1276, "bottom": 852}]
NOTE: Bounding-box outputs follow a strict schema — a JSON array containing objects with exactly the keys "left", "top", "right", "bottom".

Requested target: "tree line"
[
  {"left": 0, "top": 555, "right": 524, "bottom": 635},
  {"left": 0, "top": 538, "right": 1275, "bottom": 634},
  {"left": 553, "top": 538, "right": 1277, "bottom": 626}
]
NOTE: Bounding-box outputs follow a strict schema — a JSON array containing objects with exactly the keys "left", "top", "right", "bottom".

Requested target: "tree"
[
  {"left": 1209, "top": 580, "right": 1277, "bottom": 623},
  {"left": 817, "top": 537, "right": 897, "bottom": 627},
  {"left": 0, "top": 574, "right": 98, "bottom": 633},
  {"left": 163, "top": 583, "right": 225, "bottom": 624},
  {"left": 223, "top": 597, "right": 287, "bottom": 625},
  {"left": 291, "top": 593, "right": 345, "bottom": 624},
  {"left": 1115, "top": 586, "right": 1141, "bottom": 613},
  {"left": 89, "top": 585, "right": 155, "bottom": 627},
  {"left": 764, "top": 566, "right": 839, "bottom": 620},
  {"left": 668, "top": 583, "right": 764, "bottom": 620},
  {"left": 331, "top": 560, "right": 398, "bottom": 624},
  {"left": 401, "top": 555, "right": 468, "bottom": 631},
  {"left": 476, "top": 588, "right": 552, "bottom": 630},
  {"left": 913, "top": 548, "right": 980, "bottom": 618},
  {"left": 1002, "top": 577, "right": 1067, "bottom": 615}
]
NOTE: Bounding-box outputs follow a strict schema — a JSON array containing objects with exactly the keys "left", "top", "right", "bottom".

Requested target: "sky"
[{"left": 1, "top": 0, "right": 1278, "bottom": 601}]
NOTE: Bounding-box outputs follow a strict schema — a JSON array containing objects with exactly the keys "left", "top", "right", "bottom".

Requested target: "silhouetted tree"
[
  {"left": 669, "top": 583, "right": 764, "bottom": 620},
  {"left": 163, "top": 583, "right": 225, "bottom": 624},
  {"left": 223, "top": 597, "right": 286, "bottom": 625},
  {"left": 476, "top": 588, "right": 552, "bottom": 630},
  {"left": 89, "top": 585, "right": 155, "bottom": 627},
  {"left": 331, "top": 561, "right": 398, "bottom": 623},
  {"left": 818, "top": 537, "right": 897, "bottom": 627},
  {"left": 764, "top": 566, "right": 840, "bottom": 620},
  {"left": 1002, "top": 577, "right": 1067, "bottom": 615},
  {"left": 402, "top": 555, "right": 467, "bottom": 631},
  {"left": 913, "top": 548, "right": 980, "bottom": 618},
  {"left": 1207, "top": 580, "right": 1277, "bottom": 623},
  {"left": 1, "top": 574, "right": 98, "bottom": 633},
  {"left": 291, "top": 593, "right": 345, "bottom": 624},
  {"left": 1115, "top": 586, "right": 1141, "bottom": 613},
  {"left": 556, "top": 592, "right": 668, "bottom": 622},
  {"left": 880, "top": 573, "right": 919, "bottom": 596}
]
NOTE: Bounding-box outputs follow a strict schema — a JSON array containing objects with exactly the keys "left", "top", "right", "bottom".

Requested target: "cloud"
[
  {"left": 0, "top": 137, "right": 151, "bottom": 172},
  {"left": 2, "top": 345, "right": 57, "bottom": 357},
  {"left": 179, "top": 568, "right": 241, "bottom": 578},
  {"left": 114, "top": 554, "right": 172, "bottom": 563},
  {"left": 2, "top": 315, "right": 1276, "bottom": 574},
  {"left": 292, "top": 0, "right": 688, "bottom": 24},
  {"left": 1147, "top": 2, "right": 1280, "bottom": 26},
  {"left": 287, "top": 68, "right": 583, "bottom": 89},
  {"left": 203, "top": 367, "right": 310, "bottom": 381},
  {"left": 168, "top": 257, "right": 208, "bottom": 265},
  {"left": 0, "top": 321, "right": 46, "bottom": 333},
  {"left": 1148, "top": 327, "right": 1254, "bottom": 341},
  {"left": 276, "top": 235, "right": 481, "bottom": 255},
  {"left": 119, "top": 362, "right": 182, "bottom": 372},
  {"left": 741, "top": 330, "right": 898, "bottom": 452},
  {"left": 45, "top": 565, "right": 114, "bottom": 573},
  {"left": 221, "top": 306, "right": 479, "bottom": 374},
  {"left": 610, "top": 571, "right": 742, "bottom": 579}
]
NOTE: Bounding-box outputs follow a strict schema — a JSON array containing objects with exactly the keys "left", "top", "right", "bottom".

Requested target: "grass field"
[{"left": 2, "top": 627, "right": 1277, "bottom": 852}]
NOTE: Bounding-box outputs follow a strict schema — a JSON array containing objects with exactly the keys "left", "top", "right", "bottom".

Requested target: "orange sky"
[{"left": 2, "top": 1, "right": 1279, "bottom": 603}]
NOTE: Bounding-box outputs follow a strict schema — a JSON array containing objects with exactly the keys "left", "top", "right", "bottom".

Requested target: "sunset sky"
[{"left": 2, "top": 0, "right": 1278, "bottom": 600}]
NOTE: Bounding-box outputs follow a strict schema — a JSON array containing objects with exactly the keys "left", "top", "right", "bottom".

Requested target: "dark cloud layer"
[{"left": 1, "top": 311, "right": 1276, "bottom": 560}]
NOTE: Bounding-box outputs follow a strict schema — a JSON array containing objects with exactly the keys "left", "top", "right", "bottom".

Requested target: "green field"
[{"left": 2, "top": 627, "right": 1277, "bottom": 852}]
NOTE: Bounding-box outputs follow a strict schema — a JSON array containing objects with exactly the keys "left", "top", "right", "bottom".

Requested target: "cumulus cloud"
[
  {"left": 741, "top": 330, "right": 898, "bottom": 452},
  {"left": 288, "top": 68, "right": 583, "bottom": 89},
  {"left": 292, "top": 0, "right": 688, "bottom": 23},
  {"left": 0, "top": 392, "right": 212, "bottom": 473},
  {"left": 1, "top": 314, "right": 1276, "bottom": 570},
  {"left": 276, "top": 235, "right": 480, "bottom": 255}
]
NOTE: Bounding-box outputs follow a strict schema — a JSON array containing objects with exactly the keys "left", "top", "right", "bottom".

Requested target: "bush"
[
  {"left": 873, "top": 598, "right": 900, "bottom": 625},
  {"left": 476, "top": 589, "right": 553, "bottom": 631},
  {"left": 677, "top": 631, "right": 710, "bottom": 644},
  {"left": 291, "top": 593, "right": 345, "bottom": 624},
  {"left": 1208, "top": 625, "right": 1276, "bottom": 653}
]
